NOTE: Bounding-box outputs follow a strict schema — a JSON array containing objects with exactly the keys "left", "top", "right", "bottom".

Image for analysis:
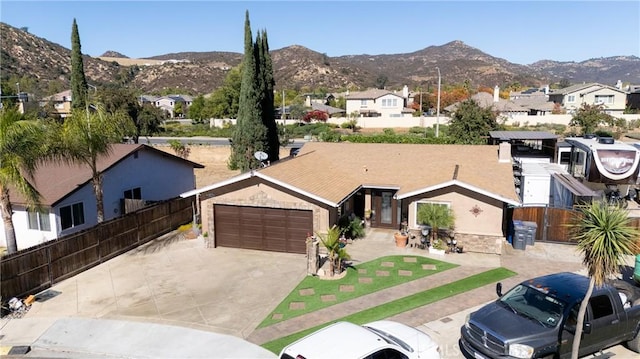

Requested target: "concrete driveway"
[{"left": 22, "top": 233, "right": 308, "bottom": 339}]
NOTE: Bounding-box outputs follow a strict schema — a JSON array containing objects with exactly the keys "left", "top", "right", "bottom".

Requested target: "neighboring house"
[
  {"left": 547, "top": 83, "right": 628, "bottom": 115},
  {"left": 345, "top": 89, "right": 413, "bottom": 118},
  {"left": 144, "top": 94, "right": 193, "bottom": 118},
  {"left": 39, "top": 90, "right": 73, "bottom": 118},
  {"left": 445, "top": 86, "right": 530, "bottom": 117},
  {"left": 182, "top": 142, "right": 520, "bottom": 255},
  {"left": 509, "top": 87, "right": 556, "bottom": 115},
  {"left": 0, "top": 144, "right": 204, "bottom": 251}
]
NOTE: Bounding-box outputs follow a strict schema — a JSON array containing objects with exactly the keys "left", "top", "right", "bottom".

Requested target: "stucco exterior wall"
[
  {"left": 404, "top": 186, "right": 506, "bottom": 254},
  {"left": 200, "top": 183, "right": 330, "bottom": 248}
]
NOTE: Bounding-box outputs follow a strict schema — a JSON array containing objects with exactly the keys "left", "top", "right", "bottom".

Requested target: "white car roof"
[{"left": 279, "top": 321, "right": 390, "bottom": 359}]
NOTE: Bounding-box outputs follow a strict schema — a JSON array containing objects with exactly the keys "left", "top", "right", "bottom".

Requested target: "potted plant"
[
  {"left": 394, "top": 232, "right": 409, "bottom": 247},
  {"left": 429, "top": 238, "right": 447, "bottom": 255}
]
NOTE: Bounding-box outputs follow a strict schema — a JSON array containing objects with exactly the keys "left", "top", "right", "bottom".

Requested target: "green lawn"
[
  {"left": 261, "top": 267, "right": 516, "bottom": 354},
  {"left": 258, "top": 255, "right": 458, "bottom": 328}
]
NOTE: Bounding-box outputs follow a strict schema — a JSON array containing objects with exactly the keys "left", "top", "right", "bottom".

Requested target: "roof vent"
[
  {"left": 583, "top": 134, "right": 597, "bottom": 139},
  {"left": 598, "top": 137, "right": 614, "bottom": 144}
]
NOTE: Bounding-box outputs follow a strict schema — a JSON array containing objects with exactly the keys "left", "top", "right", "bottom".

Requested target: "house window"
[
  {"left": 60, "top": 202, "right": 85, "bottom": 230},
  {"left": 360, "top": 99, "right": 367, "bottom": 107},
  {"left": 567, "top": 95, "right": 576, "bottom": 103},
  {"left": 55, "top": 103, "right": 64, "bottom": 109},
  {"left": 27, "top": 209, "right": 51, "bottom": 231},
  {"left": 414, "top": 201, "right": 450, "bottom": 228},
  {"left": 124, "top": 187, "right": 142, "bottom": 200},
  {"left": 594, "top": 95, "right": 614, "bottom": 104},
  {"left": 381, "top": 99, "right": 398, "bottom": 107}
]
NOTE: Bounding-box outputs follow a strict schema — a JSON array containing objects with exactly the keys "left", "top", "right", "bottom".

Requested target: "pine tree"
[
  {"left": 70, "top": 18, "right": 88, "bottom": 110},
  {"left": 229, "top": 11, "right": 267, "bottom": 172},
  {"left": 256, "top": 30, "right": 280, "bottom": 162}
]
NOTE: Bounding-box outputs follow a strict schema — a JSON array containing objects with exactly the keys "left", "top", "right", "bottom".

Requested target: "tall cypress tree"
[
  {"left": 70, "top": 18, "right": 88, "bottom": 110},
  {"left": 229, "top": 11, "right": 266, "bottom": 172},
  {"left": 257, "top": 30, "right": 279, "bottom": 162}
]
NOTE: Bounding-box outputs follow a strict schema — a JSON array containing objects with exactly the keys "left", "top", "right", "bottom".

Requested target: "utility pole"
[
  {"left": 282, "top": 89, "right": 285, "bottom": 126},
  {"left": 436, "top": 67, "right": 441, "bottom": 138}
]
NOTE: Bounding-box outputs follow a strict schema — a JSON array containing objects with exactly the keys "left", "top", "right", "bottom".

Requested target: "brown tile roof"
[
  {"left": 10, "top": 144, "right": 203, "bottom": 206},
  {"left": 258, "top": 142, "right": 519, "bottom": 205}
]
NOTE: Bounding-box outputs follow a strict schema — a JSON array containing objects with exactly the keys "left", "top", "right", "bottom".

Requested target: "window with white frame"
[
  {"left": 567, "top": 95, "right": 576, "bottom": 103},
  {"left": 414, "top": 201, "right": 450, "bottom": 227},
  {"left": 594, "top": 95, "right": 614, "bottom": 104},
  {"left": 27, "top": 209, "right": 51, "bottom": 231},
  {"left": 60, "top": 202, "right": 85, "bottom": 230},
  {"left": 381, "top": 98, "right": 398, "bottom": 107},
  {"left": 360, "top": 99, "right": 367, "bottom": 107}
]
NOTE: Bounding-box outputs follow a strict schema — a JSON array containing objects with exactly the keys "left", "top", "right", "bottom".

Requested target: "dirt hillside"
[{"left": 156, "top": 145, "right": 290, "bottom": 188}]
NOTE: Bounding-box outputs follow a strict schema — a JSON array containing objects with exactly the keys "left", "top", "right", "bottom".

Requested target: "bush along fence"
[{"left": 1, "top": 196, "right": 193, "bottom": 301}]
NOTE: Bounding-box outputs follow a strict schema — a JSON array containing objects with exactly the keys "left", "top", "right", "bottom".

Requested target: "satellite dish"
[{"left": 254, "top": 151, "right": 268, "bottom": 161}]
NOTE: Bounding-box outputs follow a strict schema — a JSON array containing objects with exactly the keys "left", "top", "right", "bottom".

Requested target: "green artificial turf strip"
[
  {"left": 258, "top": 255, "right": 457, "bottom": 328},
  {"left": 261, "top": 267, "right": 516, "bottom": 354}
]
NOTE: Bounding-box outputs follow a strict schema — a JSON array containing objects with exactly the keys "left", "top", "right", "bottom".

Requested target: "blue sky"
[{"left": 1, "top": 1, "right": 639, "bottom": 65}]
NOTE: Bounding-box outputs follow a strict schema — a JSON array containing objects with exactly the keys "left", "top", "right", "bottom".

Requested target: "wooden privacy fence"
[
  {"left": 1, "top": 196, "right": 193, "bottom": 301},
  {"left": 513, "top": 206, "right": 640, "bottom": 244}
]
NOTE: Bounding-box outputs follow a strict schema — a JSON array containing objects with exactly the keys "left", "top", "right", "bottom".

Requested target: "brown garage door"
[{"left": 214, "top": 205, "right": 313, "bottom": 254}]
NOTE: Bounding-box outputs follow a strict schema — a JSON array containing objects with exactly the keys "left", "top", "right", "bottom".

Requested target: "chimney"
[
  {"left": 498, "top": 142, "right": 511, "bottom": 163},
  {"left": 402, "top": 85, "right": 409, "bottom": 98},
  {"left": 493, "top": 85, "right": 500, "bottom": 103},
  {"left": 544, "top": 85, "right": 549, "bottom": 95},
  {"left": 615, "top": 80, "right": 622, "bottom": 90}
]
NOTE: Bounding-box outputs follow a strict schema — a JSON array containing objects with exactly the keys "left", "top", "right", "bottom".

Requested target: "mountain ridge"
[{"left": 2, "top": 22, "right": 639, "bottom": 97}]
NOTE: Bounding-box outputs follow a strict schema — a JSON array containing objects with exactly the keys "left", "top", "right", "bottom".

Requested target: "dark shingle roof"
[{"left": 489, "top": 131, "right": 559, "bottom": 141}]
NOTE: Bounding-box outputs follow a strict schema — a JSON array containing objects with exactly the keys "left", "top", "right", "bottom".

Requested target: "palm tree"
[
  {"left": 58, "top": 107, "right": 132, "bottom": 223},
  {"left": 417, "top": 203, "right": 456, "bottom": 245},
  {"left": 0, "top": 108, "right": 46, "bottom": 254},
  {"left": 317, "top": 225, "right": 351, "bottom": 276},
  {"left": 569, "top": 201, "right": 640, "bottom": 358}
]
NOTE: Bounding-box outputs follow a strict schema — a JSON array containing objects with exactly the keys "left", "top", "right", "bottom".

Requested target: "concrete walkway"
[{"left": 1, "top": 228, "right": 637, "bottom": 358}]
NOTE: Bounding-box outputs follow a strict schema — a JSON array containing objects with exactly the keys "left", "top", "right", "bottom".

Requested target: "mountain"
[{"left": 2, "top": 22, "right": 639, "bottom": 98}]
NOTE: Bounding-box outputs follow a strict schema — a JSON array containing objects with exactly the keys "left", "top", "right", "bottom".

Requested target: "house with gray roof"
[
  {"left": 547, "top": 83, "right": 627, "bottom": 115},
  {"left": 345, "top": 89, "right": 414, "bottom": 118}
]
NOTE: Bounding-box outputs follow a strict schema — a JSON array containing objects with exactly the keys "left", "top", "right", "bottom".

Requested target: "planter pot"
[
  {"left": 429, "top": 247, "right": 446, "bottom": 255},
  {"left": 394, "top": 233, "right": 408, "bottom": 248}
]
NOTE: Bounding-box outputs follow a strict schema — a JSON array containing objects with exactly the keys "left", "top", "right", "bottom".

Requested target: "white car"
[{"left": 278, "top": 320, "right": 441, "bottom": 359}]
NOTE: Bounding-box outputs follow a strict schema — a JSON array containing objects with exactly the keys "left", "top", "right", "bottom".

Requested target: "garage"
[{"left": 213, "top": 204, "right": 313, "bottom": 254}]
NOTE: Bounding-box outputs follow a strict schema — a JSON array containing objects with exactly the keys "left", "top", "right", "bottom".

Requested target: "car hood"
[
  {"left": 469, "top": 302, "right": 550, "bottom": 340},
  {"left": 364, "top": 320, "right": 439, "bottom": 355}
]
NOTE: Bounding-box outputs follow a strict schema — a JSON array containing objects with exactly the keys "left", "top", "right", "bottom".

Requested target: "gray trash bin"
[
  {"left": 513, "top": 232, "right": 527, "bottom": 250},
  {"left": 522, "top": 221, "right": 537, "bottom": 246}
]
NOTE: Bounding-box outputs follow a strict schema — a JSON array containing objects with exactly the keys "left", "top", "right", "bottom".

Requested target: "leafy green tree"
[
  {"left": 289, "top": 103, "right": 309, "bottom": 120},
  {"left": 569, "top": 201, "right": 640, "bottom": 358},
  {"left": 189, "top": 95, "right": 207, "bottom": 122},
  {"left": 448, "top": 99, "right": 501, "bottom": 144},
  {"left": 136, "top": 104, "right": 165, "bottom": 143},
  {"left": 569, "top": 103, "right": 614, "bottom": 135},
  {"left": 559, "top": 78, "right": 571, "bottom": 88},
  {"left": 174, "top": 101, "right": 184, "bottom": 118},
  {"left": 70, "top": 18, "right": 88, "bottom": 110},
  {"left": 229, "top": 11, "right": 267, "bottom": 172},
  {"left": 55, "top": 107, "right": 133, "bottom": 223},
  {"left": 256, "top": 30, "right": 280, "bottom": 162},
  {"left": 0, "top": 108, "right": 48, "bottom": 253},
  {"left": 207, "top": 66, "right": 242, "bottom": 119}
]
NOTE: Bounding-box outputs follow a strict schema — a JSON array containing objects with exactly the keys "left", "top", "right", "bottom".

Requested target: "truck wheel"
[{"left": 627, "top": 328, "right": 640, "bottom": 353}]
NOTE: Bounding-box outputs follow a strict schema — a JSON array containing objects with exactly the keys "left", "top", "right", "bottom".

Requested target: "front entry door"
[{"left": 372, "top": 190, "right": 398, "bottom": 229}]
